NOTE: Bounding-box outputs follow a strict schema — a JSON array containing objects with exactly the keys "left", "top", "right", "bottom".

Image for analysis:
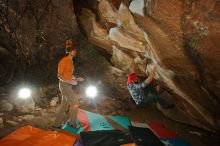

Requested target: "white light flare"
[
  {"left": 86, "top": 86, "right": 97, "bottom": 98},
  {"left": 18, "top": 88, "right": 31, "bottom": 99}
]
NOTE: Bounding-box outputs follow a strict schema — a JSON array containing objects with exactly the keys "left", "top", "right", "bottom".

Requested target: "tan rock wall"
[{"left": 73, "top": 0, "right": 220, "bottom": 131}]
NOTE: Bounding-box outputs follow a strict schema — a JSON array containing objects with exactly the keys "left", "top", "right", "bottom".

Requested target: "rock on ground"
[
  {"left": 0, "top": 100, "right": 13, "bottom": 112},
  {"left": 0, "top": 117, "right": 3, "bottom": 129}
]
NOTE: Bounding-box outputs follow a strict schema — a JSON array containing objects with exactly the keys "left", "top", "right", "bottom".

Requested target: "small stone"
[
  {"left": 0, "top": 117, "right": 4, "bottom": 129},
  {"left": 12, "top": 116, "right": 17, "bottom": 121},
  {"left": 50, "top": 101, "right": 56, "bottom": 107},
  {"left": 0, "top": 117, "right": 3, "bottom": 124},
  {"left": 19, "top": 115, "right": 34, "bottom": 121},
  {"left": 0, "top": 100, "right": 13, "bottom": 112},
  {"left": 32, "top": 115, "right": 54, "bottom": 128},
  {"left": 6, "top": 120, "right": 19, "bottom": 126},
  {"left": 50, "top": 97, "right": 59, "bottom": 107},
  {"left": 17, "top": 99, "right": 35, "bottom": 113},
  {"left": 35, "top": 107, "right": 42, "bottom": 111},
  {"left": 20, "top": 107, "right": 33, "bottom": 113},
  {"left": 34, "top": 87, "right": 47, "bottom": 98},
  {"left": 17, "top": 118, "right": 23, "bottom": 122}
]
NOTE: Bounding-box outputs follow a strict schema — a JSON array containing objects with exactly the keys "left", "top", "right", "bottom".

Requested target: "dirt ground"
[{"left": 0, "top": 83, "right": 219, "bottom": 146}]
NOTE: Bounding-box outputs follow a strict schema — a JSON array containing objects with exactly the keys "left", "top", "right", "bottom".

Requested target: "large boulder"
[{"left": 74, "top": 0, "right": 220, "bottom": 132}]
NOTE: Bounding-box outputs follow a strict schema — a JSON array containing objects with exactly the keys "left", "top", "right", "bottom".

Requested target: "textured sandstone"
[{"left": 74, "top": 0, "right": 220, "bottom": 131}]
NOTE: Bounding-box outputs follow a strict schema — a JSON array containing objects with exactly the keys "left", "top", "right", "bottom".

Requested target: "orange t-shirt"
[{"left": 58, "top": 56, "right": 74, "bottom": 80}]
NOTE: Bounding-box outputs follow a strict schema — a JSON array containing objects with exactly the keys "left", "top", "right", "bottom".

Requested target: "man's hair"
[{"left": 66, "top": 39, "right": 73, "bottom": 48}]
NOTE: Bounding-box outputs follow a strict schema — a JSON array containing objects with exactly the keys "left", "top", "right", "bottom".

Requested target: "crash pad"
[
  {"left": 0, "top": 125, "right": 77, "bottom": 146},
  {"left": 63, "top": 109, "right": 131, "bottom": 134}
]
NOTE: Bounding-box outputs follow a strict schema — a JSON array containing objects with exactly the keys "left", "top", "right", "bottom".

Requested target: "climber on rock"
[{"left": 127, "top": 62, "right": 174, "bottom": 109}]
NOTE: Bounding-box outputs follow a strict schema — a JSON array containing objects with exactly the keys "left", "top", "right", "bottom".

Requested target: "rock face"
[
  {"left": 0, "top": 0, "right": 78, "bottom": 84},
  {"left": 0, "top": 47, "right": 15, "bottom": 85},
  {"left": 73, "top": 0, "right": 220, "bottom": 131}
]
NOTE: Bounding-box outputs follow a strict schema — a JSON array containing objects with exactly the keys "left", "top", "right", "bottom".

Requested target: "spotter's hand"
[{"left": 70, "top": 79, "right": 78, "bottom": 85}]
